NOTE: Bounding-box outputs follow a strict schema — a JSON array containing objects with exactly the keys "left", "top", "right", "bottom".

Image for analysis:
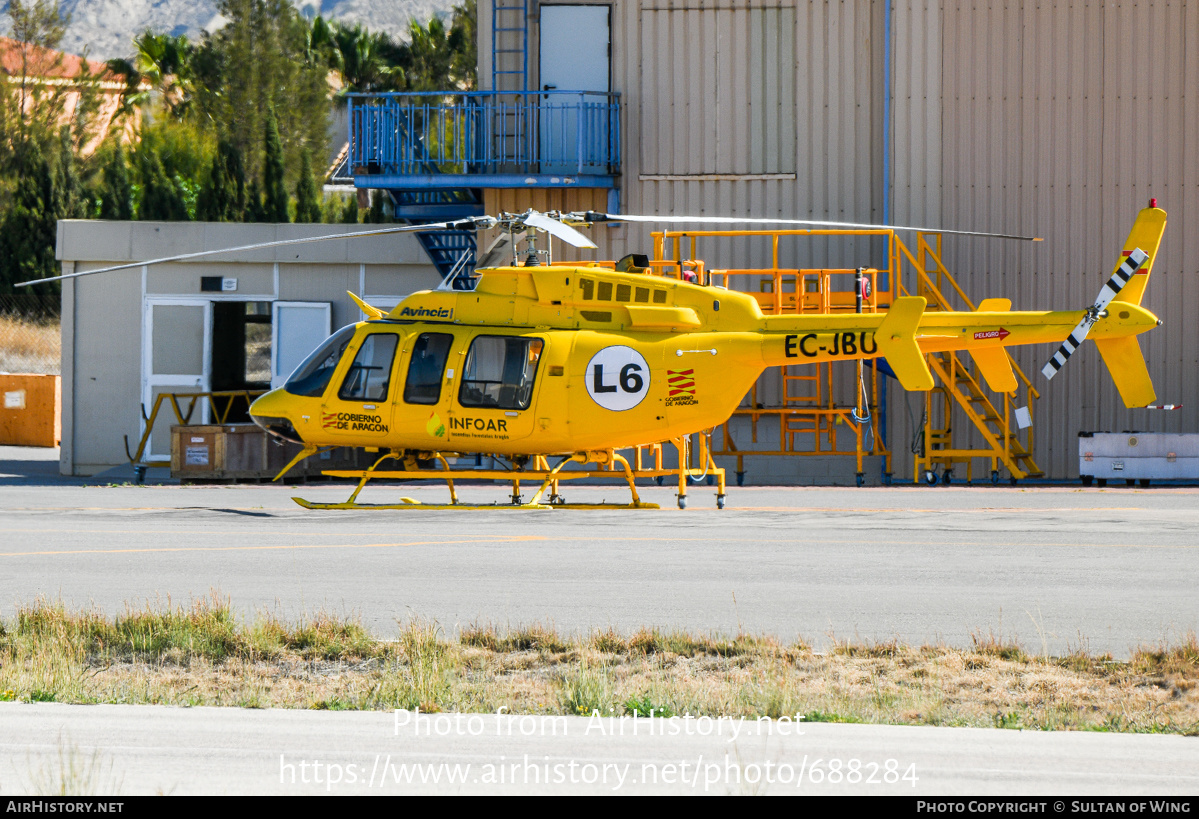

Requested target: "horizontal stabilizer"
[
  {"left": 971, "top": 347, "right": 1017, "bottom": 393},
  {"left": 976, "top": 297, "right": 1012, "bottom": 312},
  {"left": 877, "top": 297, "right": 934, "bottom": 391},
  {"left": 1094, "top": 336, "right": 1156, "bottom": 408}
]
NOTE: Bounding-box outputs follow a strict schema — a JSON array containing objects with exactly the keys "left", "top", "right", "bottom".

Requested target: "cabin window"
[
  {"left": 403, "top": 333, "right": 454, "bottom": 405},
  {"left": 635, "top": 287, "right": 650, "bottom": 303},
  {"left": 283, "top": 324, "right": 357, "bottom": 398},
  {"left": 615, "top": 284, "right": 631, "bottom": 302},
  {"left": 596, "top": 281, "right": 613, "bottom": 301},
  {"left": 653, "top": 289, "right": 667, "bottom": 304},
  {"left": 338, "top": 333, "right": 399, "bottom": 402},
  {"left": 580, "top": 278, "right": 595, "bottom": 300},
  {"left": 459, "top": 336, "right": 544, "bottom": 410}
]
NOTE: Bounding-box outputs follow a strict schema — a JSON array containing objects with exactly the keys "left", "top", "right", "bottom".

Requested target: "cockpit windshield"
[{"left": 283, "top": 324, "right": 357, "bottom": 397}]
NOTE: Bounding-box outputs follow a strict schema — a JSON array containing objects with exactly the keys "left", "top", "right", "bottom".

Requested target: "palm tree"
[{"left": 128, "top": 31, "right": 195, "bottom": 118}]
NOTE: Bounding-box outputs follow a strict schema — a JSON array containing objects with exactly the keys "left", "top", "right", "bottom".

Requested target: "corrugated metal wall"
[
  {"left": 476, "top": 0, "right": 1199, "bottom": 480},
  {"left": 929, "top": 0, "right": 1199, "bottom": 479}
]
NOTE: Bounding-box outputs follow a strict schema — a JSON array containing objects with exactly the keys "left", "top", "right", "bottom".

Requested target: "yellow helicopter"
[{"left": 21, "top": 204, "right": 1167, "bottom": 510}]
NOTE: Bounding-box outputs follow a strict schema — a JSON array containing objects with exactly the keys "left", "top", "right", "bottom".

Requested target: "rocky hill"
[{"left": 0, "top": 0, "right": 457, "bottom": 62}]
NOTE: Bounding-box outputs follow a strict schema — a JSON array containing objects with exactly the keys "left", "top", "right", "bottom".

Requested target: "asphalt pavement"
[{"left": 1, "top": 446, "right": 1197, "bottom": 656}]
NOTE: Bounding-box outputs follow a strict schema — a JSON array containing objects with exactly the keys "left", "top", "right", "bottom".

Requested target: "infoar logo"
[{"left": 426, "top": 412, "right": 446, "bottom": 437}]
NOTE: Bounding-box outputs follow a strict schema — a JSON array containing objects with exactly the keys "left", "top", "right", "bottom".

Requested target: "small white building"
[{"left": 56, "top": 220, "right": 440, "bottom": 476}]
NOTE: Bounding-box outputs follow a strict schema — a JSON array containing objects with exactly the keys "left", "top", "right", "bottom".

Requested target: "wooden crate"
[
  {"left": 0, "top": 374, "right": 60, "bottom": 447},
  {"left": 171, "top": 424, "right": 371, "bottom": 480}
]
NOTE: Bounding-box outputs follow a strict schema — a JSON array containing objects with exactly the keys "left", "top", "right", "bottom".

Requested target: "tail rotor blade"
[
  {"left": 1041, "top": 247, "right": 1149, "bottom": 381},
  {"left": 1042, "top": 315, "right": 1094, "bottom": 381},
  {"left": 1094, "top": 248, "right": 1149, "bottom": 312}
]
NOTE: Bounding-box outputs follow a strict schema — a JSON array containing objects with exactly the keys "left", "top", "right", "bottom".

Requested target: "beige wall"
[{"left": 57, "top": 221, "right": 441, "bottom": 475}]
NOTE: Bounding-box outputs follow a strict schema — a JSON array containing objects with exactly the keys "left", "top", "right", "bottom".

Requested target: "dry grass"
[
  {"left": 1, "top": 596, "right": 1197, "bottom": 734},
  {"left": 0, "top": 314, "right": 60, "bottom": 374}
]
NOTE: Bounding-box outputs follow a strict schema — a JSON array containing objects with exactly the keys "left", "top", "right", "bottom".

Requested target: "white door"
[
  {"left": 272, "top": 302, "right": 333, "bottom": 389},
  {"left": 539, "top": 5, "right": 610, "bottom": 174},
  {"left": 142, "top": 299, "right": 211, "bottom": 460}
]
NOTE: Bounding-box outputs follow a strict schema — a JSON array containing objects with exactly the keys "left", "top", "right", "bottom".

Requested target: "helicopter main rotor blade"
[
  {"left": 522, "top": 211, "right": 598, "bottom": 249},
  {"left": 15, "top": 219, "right": 495, "bottom": 288},
  {"left": 572, "top": 211, "right": 1042, "bottom": 242}
]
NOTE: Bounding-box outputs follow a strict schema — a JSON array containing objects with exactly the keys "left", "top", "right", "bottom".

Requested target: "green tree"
[
  {"left": 293, "top": 148, "right": 321, "bottom": 223},
  {"left": 0, "top": 142, "right": 58, "bottom": 295},
  {"left": 138, "top": 151, "right": 188, "bottom": 220},
  {"left": 196, "top": 138, "right": 246, "bottom": 221},
  {"left": 192, "top": 0, "right": 329, "bottom": 187},
  {"left": 98, "top": 143, "right": 134, "bottom": 220},
  {"left": 448, "top": 0, "right": 477, "bottom": 91},
  {"left": 244, "top": 178, "right": 266, "bottom": 223},
  {"left": 326, "top": 21, "right": 400, "bottom": 92},
  {"left": 51, "top": 127, "right": 86, "bottom": 219},
  {"left": 262, "top": 108, "right": 288, "bottom": 222},
  {"left": 0, "top": 0, "right": 104, "bottom": 191},
  {"left": 107, "top": 31, "right": 195, "bottom": 119},
  {"left": 379, "top": 2, "right": 477, "bottom": 92}
]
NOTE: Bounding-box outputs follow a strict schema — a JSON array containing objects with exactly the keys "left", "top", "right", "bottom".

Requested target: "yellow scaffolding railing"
[{"left": 650, "top": 229, "right": 895, "bottom": 486}]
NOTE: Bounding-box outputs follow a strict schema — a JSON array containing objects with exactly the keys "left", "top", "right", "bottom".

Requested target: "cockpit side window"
[
  {"left": 458, "top": 335, "right": 544, "bottom": 410},
  {"left": 403, "top": 333, "right": 454, "bottom": 405},
  {"left": 283, "top": 324, "right": 357, "bottom": 398},
  {"left": 338, "top": 333, "right": 399, "bottom": 402}
]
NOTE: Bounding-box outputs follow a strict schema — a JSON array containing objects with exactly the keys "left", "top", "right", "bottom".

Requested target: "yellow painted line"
[
  {"left": 0, "top": 535, "right": 545, "bottom": 558},
  {"left": 718, "top": 506, "right": 1147, "bottom": 513},
  {"left": 0, "top": 528, "right": 489, "bottom": 537},
  {"left": 542, "top": 535, "right": 1189, "bottom": 549}
]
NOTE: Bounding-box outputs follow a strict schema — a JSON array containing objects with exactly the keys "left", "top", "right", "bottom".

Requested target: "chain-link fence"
[{"left": 0, "top": 294, "right": 61, "bottom": 375}]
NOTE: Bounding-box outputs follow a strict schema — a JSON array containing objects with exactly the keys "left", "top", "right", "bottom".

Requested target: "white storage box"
[{"left": 1078, "top": 431, "right": 1199, "bottom": 486}]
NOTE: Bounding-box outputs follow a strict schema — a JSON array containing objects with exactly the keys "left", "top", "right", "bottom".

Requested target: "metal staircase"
[
  {"left": 416, "top": 230, "right": 477, "bottom": 284},
  {"left": 896, "top": 233, "right": 1044, "bottom": 484},
  {"left": 924, "top": 351, "right": 1043, "bottom": 483}
]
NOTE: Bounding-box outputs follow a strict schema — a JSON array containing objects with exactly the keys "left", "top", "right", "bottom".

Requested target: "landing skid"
[
  {"left": 288, "top": 449, "right": 717, "bottom": 510},
  {"left": 291, "top": 497, "right": 658, "bottom": 511}
]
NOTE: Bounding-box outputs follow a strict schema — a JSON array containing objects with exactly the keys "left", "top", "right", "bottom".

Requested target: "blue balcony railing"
[{"left": 347, "top": 90, "right": 621, "bottom": 189}]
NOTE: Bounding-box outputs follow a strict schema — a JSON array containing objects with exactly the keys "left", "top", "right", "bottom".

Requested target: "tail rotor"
[{"left": 1040, "top": 248, "right": 1148, "bottom": 382}]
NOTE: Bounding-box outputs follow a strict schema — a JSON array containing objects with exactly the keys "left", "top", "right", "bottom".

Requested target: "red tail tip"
[{"left": 1149, "top": 197, "right": 1158, "bottom": 209}]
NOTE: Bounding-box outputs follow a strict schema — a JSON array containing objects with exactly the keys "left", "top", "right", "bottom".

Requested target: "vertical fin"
[{"left": 1111, "top": 204, "right": 1166, "bottom": 307}]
